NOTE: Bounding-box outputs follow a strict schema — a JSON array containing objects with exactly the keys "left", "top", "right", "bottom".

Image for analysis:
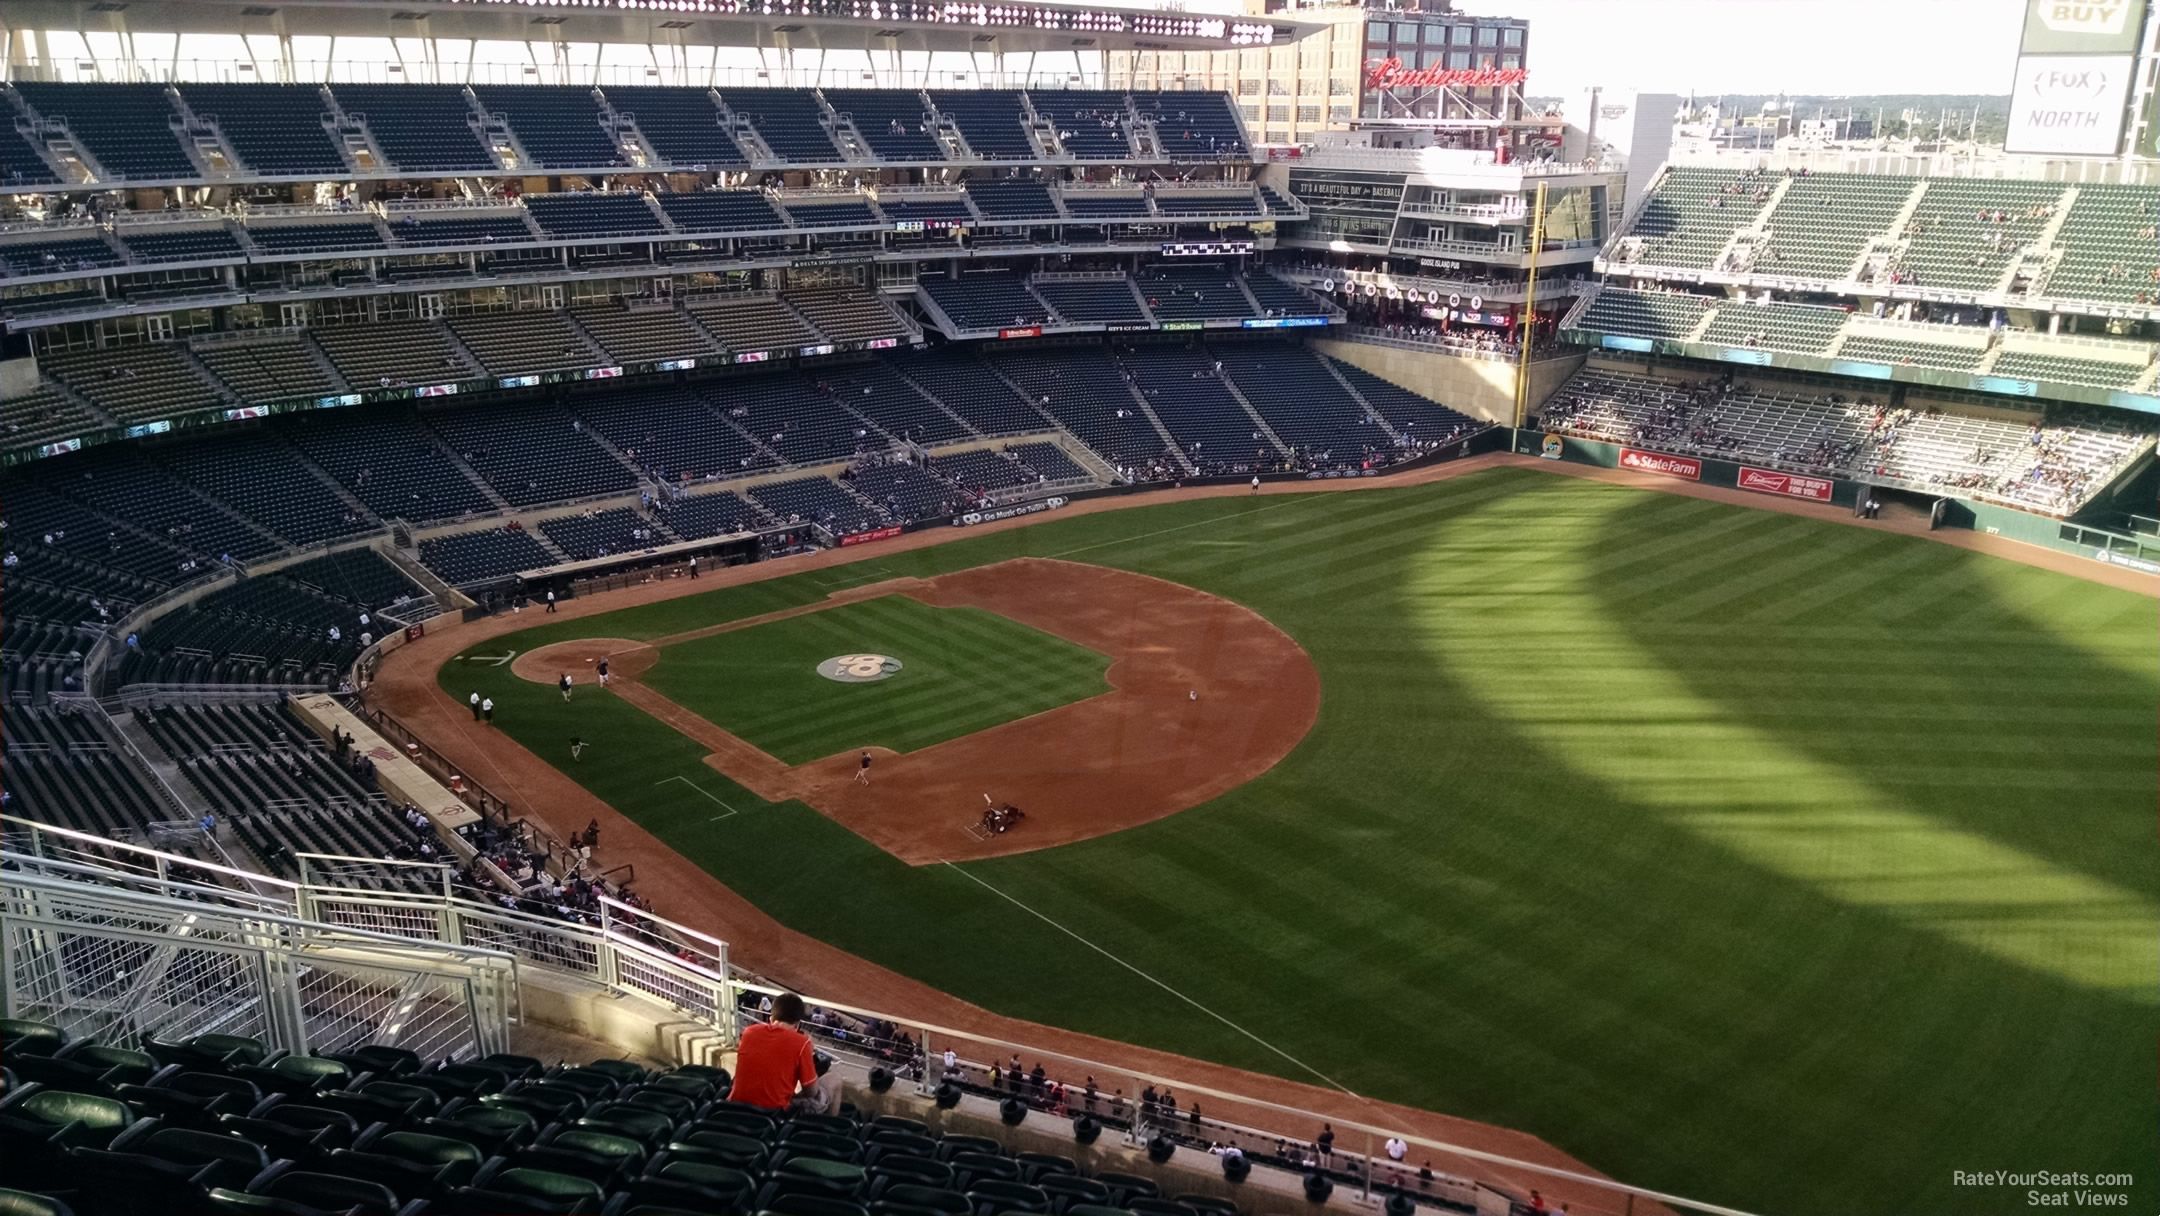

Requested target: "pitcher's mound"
[{"left": 511, "top": 638, "right": 659, "bottom": 684}]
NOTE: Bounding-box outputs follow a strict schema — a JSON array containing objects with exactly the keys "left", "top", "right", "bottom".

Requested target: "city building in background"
[{"left": 1107, "top": 0, "right": 1531, "bottom": 149}]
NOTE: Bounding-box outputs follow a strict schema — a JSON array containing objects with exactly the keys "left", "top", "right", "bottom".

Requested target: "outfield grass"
[
  {"left": 640, "top": 594, "right": 1111, "bottom": 764},
  {"left": 443, "top": 468, "right": 2157, "bottom": 1216}
]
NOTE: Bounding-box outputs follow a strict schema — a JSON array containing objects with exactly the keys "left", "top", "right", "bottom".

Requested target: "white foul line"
[
  {"left": 941, "top": 861, "right": 1361, "bottom": 1100},
  {"left": 656, "top": 775, "right": 740, "bottom": 820}
]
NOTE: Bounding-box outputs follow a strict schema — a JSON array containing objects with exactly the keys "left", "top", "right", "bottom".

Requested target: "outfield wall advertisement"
[
  {"left": 1521, "top": 432, "right": 1860, "bottom": 508},
  {"left": 1737, "top": 466, "right": 1836, "bottom": 501},
  {"left": 1617, "top": 447, "right": 1701, "bottom": 481}
]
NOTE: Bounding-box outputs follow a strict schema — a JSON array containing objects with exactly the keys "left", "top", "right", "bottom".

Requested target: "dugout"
[{"left": 504, "top": 527, "right": 803, "bottom": 608}]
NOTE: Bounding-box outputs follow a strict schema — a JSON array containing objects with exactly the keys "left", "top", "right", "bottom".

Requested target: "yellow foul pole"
[{"left": 1512, "top": 180, "right": 1549, "bottom": 431}]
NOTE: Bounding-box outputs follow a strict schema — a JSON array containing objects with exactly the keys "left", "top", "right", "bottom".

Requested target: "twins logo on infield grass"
[{"left": 818, "top": 654, "right": 904, "bottom": 683}]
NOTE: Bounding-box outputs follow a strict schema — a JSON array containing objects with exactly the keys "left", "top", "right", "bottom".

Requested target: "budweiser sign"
[
  {"left": 1737, "top": 466, "right": 1834, "bottom": 502},
  {"left": 1363, "top": 58, "right": 1529, "bottom": 91},
  {"left": 1618, "top": 447, "right": 1701, "bottom": 481}
]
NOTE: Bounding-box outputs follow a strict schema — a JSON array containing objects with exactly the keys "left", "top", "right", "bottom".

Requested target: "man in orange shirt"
[{"left": 731, "top": 992, "right": 819, "bottom": 1110}]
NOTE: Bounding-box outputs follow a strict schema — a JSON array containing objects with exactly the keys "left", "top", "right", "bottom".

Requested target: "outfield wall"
[
  {"left": 1511, "top": 431, "right": 1865, "bottom": 509},
  {"left": 1309, "top": 339, "right": 1586, "bottom": 424},
  {"left": 1520, "top": 429, "right": 2160, "bottom": 578}
]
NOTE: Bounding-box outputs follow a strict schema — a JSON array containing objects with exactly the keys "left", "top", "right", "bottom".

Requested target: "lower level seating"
[
  {"left": 536, "top": 507, "right": 671, "bottom": 561},
  {"left": 652, "top": 490, "right": 770, "bottom": 539},
  {"left": 417, "top": 526, "right": 554, "bottom": 585},
  {"left": 841, "top": 458, "right": 958, "bottom": 522},
  {"left": 140, "top": 701, "right": 433, "bottom": 886},
  {"left": 116, "top": 564, "right": 370, "bottom": 687},
  {"left": 1006, "top": 440, "right": 1088, "bottom": 482},
  {"left": 2, "top": 706, "right": 176, "bottom": 840},
  {"left": 747, "top": 475, "right": 884, "bottom": 536}
]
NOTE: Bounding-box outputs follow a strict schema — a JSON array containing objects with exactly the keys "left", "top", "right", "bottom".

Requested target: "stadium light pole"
[{"left": 1512, "top": 180, "right": 1549, "bottom": 431}]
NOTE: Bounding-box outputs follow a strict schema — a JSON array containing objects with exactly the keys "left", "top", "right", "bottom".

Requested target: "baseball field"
[{"left": 431, "top": 465, "right": 2156, "bottom": 1215}]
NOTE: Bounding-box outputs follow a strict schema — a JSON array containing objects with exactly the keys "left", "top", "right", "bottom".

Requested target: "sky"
[
  {"left": 1431, "top": 0, "right": 2028, "bottom": 97},
  {"left": 20, "top": 0, "right": 2036, "bottom": 93}
]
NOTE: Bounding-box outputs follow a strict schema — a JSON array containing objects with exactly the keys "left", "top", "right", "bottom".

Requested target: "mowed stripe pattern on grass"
[
  {"left": 641, "top": 594, "right": 1112, "bottom": 765},
  {"left": 444, "top": 468, "right": 2157, "bottom": 1216}
]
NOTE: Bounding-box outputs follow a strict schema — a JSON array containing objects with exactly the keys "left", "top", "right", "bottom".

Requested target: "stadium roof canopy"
[{"left": 1, "top": 0, "right": 1314, "bottom": 56}]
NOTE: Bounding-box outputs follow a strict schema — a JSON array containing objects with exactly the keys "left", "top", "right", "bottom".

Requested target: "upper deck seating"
[
  {"left": 653, "top": 190, "right": 784, "bottom": 234},
  {"left": 966, "top": 179, "right": 1058, "bottom": 221},
  {"left": 331, "top": 84, "right": 494, "bottom": 173},
  {"left": 193, "top": 336, "right": 340, "bottom": 403},
  {"left": 933, "top": 89, "right": 1037, "bottom": 159},
  {"left": 1033, "top": 277, "right": 1144, "bottom": 323},
  {"left": 603, "top": 85, "right": 746, "bottom": 168},
  {"left": 1698, "top": 300, "right": 1848, "bottom": 355},
  {"left": 179, "top": 83, "right": 347, "bottom": 176},
  {"left": 0, "top": 237, "right": 125, "bottom": 277},
  {"left": 245, "top": 222, "right": 387, "bottom": 255},
  {"left": 1129, "top": 90, "right": 1246, "bottom": 160},
  {"left": 473, "top": 85, "right": 625, "bottom": 169},
  {"left": 786, "top": 289, "right": 907, "bottom": 344},
  {"left": 385, "top": 214, "right": 537, "bottom": 247},
  {"left": 922, "top": 271, "right": 1051, "bottom": 330},
  {"left": 684, "top": 293, "right": 818, "bottom": 354},
  {"left": 1032, "top": 89, "right": 1134, "bottom": 159},
  {"left": 1622, "top": 167, "right": 1774, "bottom": 270},
  {"left": 781, "top": 197, "right": 880, "bottom": 228},
  {"left": 118, "top": 227, "right": 244, "bottom": 265},
  {"left": 825, "top": 89, "right": 944, "bottom": 160},
  {"left": 311, "top": 320, "right": 475, "bottom": 388},
  {"left": 717, "top": 88, "right": 841, "bottom": 162},
  {"left": 1575, "top": 287, "right": 1713, "bottom": 341},
  {"left": 13, "top": 82, "right": 194, "bottom": 179},
  {"left": 0, "top": 123, "right": 63, "bottom": 187},
  {"left": 40, "top": 344, "right": 225, "bottom": 425},
  {"left": 523, "top": 193, "right": 665, "bottom": 240}
]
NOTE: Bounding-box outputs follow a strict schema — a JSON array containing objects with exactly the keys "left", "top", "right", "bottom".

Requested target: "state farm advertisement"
[
  {"left": 1618, "top": 447, "right": 1701, "bottom": 481},
  {"left": 1737, "top": 466, "right": 1834, "bottom": 501}
]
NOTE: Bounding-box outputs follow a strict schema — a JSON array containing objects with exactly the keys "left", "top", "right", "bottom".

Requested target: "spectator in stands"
[{"left": 733, "top": 992, "right": 821, "bottom": 1111}]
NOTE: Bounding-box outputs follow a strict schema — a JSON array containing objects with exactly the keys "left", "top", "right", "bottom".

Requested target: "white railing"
[
  {"left": 379, "top": 196, "right": 524, "bottom": 214},
  {"left": 108, "top": 208, "right": 230, "bottom": 228},
  {"left": 0, "top": 813, "right": 1750, "bottom": 1215},
  {"left": 1343, "top": 326, "right": 1527, "bottom": 363},
  {"left": 0, "top": 865, "right": 515, "bottom": 1061},
  {"left": 0, "top": 213, "right": 102, "bottom": 235},
  {"left": 188, "top": 323, "right": 310, "bottom": 349},
  {"left": 1400, "top": 200, "right": 1527, "bottom": 223}
]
